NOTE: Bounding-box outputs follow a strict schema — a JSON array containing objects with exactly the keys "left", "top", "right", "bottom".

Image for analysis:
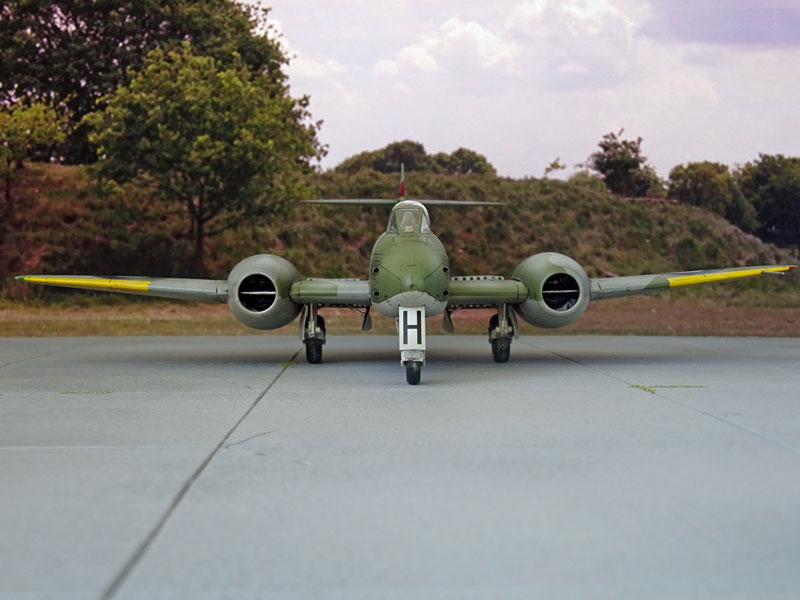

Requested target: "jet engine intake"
[
  {"left": 227, "top": 255, "right": 301, "bottom": 330},
  {"left": 512, "top": 252, "right": 590, "bottom": 328}
]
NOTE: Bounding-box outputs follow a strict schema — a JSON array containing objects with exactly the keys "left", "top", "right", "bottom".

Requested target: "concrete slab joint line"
[
  {"left": 224, "top": 428, "right": 281, "bottom": 449},
  {"left": 0, "top": 340, "right": 95, "bottom": 368},
  {"left": 546, "top": 347, "right": 791, "bottom": 453},
  {"left": 630, "top": 384, "right": 705, "bottom": 395},
  {"left": 98, "top": 349, "right": 300, "bottom": 600}
]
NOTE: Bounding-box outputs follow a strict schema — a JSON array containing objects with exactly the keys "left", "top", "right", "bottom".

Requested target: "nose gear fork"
[{"left": 398, "top": 306, "right": 426, "bottom": 384}]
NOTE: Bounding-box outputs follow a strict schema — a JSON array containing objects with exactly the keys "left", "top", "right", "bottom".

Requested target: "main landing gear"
[
  {"left": 489, "top": 304, "right": 516, "bottom": 363},
  {"left": 301, "top": 304, "right": 326, "bottom": 364}
]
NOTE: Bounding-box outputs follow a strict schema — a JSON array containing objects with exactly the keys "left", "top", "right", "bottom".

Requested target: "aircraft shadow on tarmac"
[{"left": 93, "top": 346, "right": 722, "bottom": 368}]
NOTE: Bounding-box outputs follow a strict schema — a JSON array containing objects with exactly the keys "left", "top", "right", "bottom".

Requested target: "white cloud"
[
  {"left": 391, "top": 81, "right": 412, "bottom": 96},
  {"left": 560, "top": 0, "right": 619, "bottom": 24},
  {"left": 372, "top": 59, "right": 400, "bottom": 76},
  {"left": 510, "top": 0, "right": 547, "bottom": 22},
  {"left": 398, "top": 45, "right": 439, "bottom": 72},
  {"left": 438, "top": 18, "right": 518, "bottom": 69},
  {"left": 289, "top": 55, "right": 348, "bottom": 79}
]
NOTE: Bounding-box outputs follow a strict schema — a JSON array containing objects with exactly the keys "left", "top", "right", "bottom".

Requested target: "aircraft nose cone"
[{"left": 402, "top": 271, "right": 425, "bottom": 293}]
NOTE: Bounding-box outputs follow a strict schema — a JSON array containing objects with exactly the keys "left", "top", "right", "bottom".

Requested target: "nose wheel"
[{"left": 404, "top": 361, "right": 421, "bottom": 385}]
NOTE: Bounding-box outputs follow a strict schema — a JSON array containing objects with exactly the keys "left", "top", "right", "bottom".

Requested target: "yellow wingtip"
[
  {"left": 16, "top": 276, "right": 152, "bottom": 293},
  {"left": 668, "top": 265, "right": 796, "bottom": 288}
]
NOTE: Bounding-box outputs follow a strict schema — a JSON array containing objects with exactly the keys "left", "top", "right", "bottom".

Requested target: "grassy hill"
[{"left": 2, "top": 163, "right": 797, "bottom": 310}]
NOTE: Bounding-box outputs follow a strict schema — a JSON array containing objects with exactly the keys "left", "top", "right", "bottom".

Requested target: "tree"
[
  {"left": 0, "top": 102, "right": 67, "bottom": 221},
  {"left": 335, "top": 141, "right": 496, "bottom": 176},
  {"left": 0, "top": 0, "right": 286, "bottom": 163},
  {"left": 736, "top": 154, "right": 800, "bottom": 241},
  {"left": 668, "top": 161, "right": 757, "bottom": 232},
  {"left": 85, "top": 45, "right": 321, "bottom": 274},
  {"left": 336, "top": 140, "right": 430, "bottom": 174},
  {"left": 588, "top": 129, "right": 663, "bottom": 197},
  {"left": 432, "top": 148, "right": 497, "bottom": 175},
  {"left": 543, "top": 157, "right": 566, "bottom": 178}
]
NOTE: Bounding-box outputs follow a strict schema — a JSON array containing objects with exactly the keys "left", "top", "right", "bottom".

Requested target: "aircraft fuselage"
[{"left": 368, "top": 203, "right": 450, "bottom": 318}]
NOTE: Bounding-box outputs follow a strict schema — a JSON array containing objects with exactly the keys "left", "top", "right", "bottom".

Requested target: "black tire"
[
  {"left": 488, "top": 314, "right": 499, "bottom": 335},
  {"left": 305, "top": 339, "right": 323, "bottom": 364},
  {"left": 405, "top": 361, "right": 421, "bottom": 385},
  {"left": 491, "top": 337, "right": 511, "bottom": 363}
]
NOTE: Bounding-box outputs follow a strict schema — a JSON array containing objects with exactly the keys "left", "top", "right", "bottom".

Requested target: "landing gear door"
[{"left": 399, "top": 306, "right": 426, "bottom": 352}]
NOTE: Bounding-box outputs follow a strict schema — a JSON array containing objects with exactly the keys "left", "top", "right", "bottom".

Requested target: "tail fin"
[{"left": 399, "top": 163, "right": 406, "bottom": 200}]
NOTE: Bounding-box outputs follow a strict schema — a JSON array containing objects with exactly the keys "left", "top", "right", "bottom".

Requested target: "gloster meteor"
[{"left": 17, "top": 168, "right": 796, "bottom": 384}]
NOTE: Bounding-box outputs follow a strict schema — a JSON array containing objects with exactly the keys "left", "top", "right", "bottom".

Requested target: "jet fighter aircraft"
[{"left": 17, "top": 168, "right": 796, "bottom": 384}]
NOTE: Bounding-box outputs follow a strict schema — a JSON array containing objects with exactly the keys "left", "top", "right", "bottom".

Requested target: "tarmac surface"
[{"left": 1, "top": 334, "right": 799, "bottom": 599}]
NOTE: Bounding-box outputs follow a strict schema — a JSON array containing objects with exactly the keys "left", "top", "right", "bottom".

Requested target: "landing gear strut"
[
  {"left": 399, "top": 306, "right": 425, "bottom": 385},
  {"left": 489, "top": 304, "right": 515, "bottom": 363},
  {"left": 301, "top": 304, "right": 326, "bottom": 364}
]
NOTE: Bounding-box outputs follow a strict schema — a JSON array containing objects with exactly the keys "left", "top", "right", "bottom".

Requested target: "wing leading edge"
[
  {"left": 590, "top": 265, "right": 795, "bottom": 301},
  {"left": 15, "top": 275, "right": 227, "bottom": 303},
  {"left": 442, "top": 264, "right": 795, "bottom": 306},
  {"left": 16, "top": 274, "right": 373, "bottom": 307},
  {"left": 445, "top": 276, "right": 527, "bottom": 308}
]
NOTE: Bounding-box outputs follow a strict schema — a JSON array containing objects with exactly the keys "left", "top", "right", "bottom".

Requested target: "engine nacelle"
[
  {"left": 227, "top": 255, "right": 302, "bottom": 330},
  {"left": 512, "top": 252, "right": 590, "bottom": 329}
]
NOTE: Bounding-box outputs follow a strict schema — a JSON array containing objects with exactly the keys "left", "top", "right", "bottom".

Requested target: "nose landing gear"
[
  {"left": 404, "top": 360, "right": 421, "bottom": 385},
  {"left": 399, "top": 306, "right": 425, "bottom": 385}
]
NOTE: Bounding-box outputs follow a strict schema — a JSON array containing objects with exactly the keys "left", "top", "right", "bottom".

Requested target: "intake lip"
[{"left": 402, "top": 271, "right": 425, "bottom": 293}]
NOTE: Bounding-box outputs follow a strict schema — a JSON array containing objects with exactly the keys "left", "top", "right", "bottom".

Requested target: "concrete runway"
[{"left": 1, "top": 335, "right": 799, "bottom": 599}]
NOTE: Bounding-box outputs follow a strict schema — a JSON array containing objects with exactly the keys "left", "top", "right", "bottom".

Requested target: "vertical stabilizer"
[{"left": 399, "top": 163, "right": 406, "bottom": 200}]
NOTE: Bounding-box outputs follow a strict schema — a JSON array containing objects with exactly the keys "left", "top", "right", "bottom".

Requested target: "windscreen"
[{"left": 387, "top": 202, "right": 431, "bottom": 233}]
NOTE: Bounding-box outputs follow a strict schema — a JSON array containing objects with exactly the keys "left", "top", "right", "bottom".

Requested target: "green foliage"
[
  {"left": 567, "top": 169, "right": 608, "bottom": 194},
  {"left": 431, "top": 147, "right": 497, "bottom": 175},
  {"left": 543, "top": 157, "right": 567, "bottom": 178},
  {"left": 669, "top": 161, "right": 758, "bottom": 232},
  {"left": 0, "top": 0, "right": 286, "bottom": 162},
  {"left": 0, "top": 102, "right": 67, "bottom": 223},
  {"left": 335, "top": 140, "right": 496, "bottom": 175},
  {"left": 736, "top": 154, "right": 800, "bottom": 240},
  {"left": 588, "top": 129, "right": 664, "bottom": 197},
  {"left": 85, "top": 44, "right": 320, "bottom": 274}
]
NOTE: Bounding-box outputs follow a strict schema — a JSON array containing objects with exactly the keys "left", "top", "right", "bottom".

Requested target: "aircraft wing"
[
  {"left": 445, "top": 276, "right": 527, "bottom": 308},
  {"left": 16, "top": 274, "right": 374, "bottom": 307},
  {"left": 15, "top": 275, "right": 228, "bottom": 302},
  {"left": 289, "top": 279, "right": 371, "bottom": 307},
  {"left": 590, "top": 265, "right": 795, "bottom": 300}
]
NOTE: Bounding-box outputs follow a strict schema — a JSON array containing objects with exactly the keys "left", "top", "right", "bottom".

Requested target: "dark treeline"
[{"left": 585, "top": 129, "right": 800, "bottom": 243}]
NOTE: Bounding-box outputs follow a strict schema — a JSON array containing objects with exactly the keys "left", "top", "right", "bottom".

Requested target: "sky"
[{"left": 260, "top": 0, "right": 800, "bottom": 179}]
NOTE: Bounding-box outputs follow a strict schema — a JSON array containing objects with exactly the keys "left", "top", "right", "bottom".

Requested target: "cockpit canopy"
[{"left": 387, "top": 200, "right": 431, "bottom": 234}]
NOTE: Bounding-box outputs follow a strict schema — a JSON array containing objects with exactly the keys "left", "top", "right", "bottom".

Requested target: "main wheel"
[
  {"left": 405, "top": 361, "right": 421, "bottom": 385},
  {"left": 491, "top": 337, "right": 511, "bottom": 363},
  {"left": 488, "top": 314, "right": 499, "bottom": 334},
  {"left": 305, "top": 339, "right": 323, "bottom": 364}
]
